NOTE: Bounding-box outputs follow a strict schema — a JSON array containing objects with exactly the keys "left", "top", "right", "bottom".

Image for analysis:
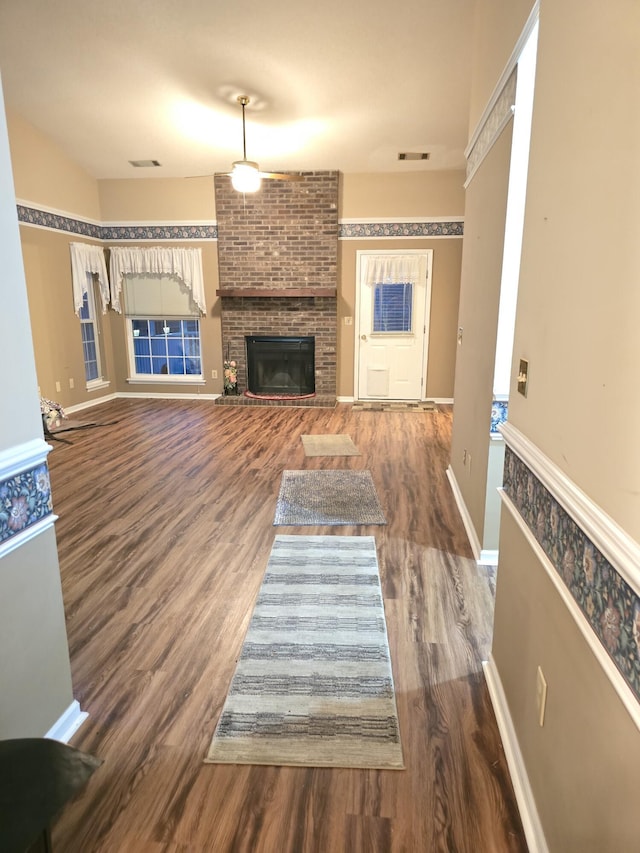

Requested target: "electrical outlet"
[
  {"left": 211, "top": 369, "right": 218, "bottom": 379},
  {"left": 457, "top": 326, "right": 463, "bottom": 345},
  {"left": 55, "top": 381, "right": 61, "bottom": 393},
  {"left": 344, "top": 316, "right": 353, "bottom": 326},
  {"left": 536, "top": 666, "right": 548, "bottom": 726},
  {"left": 69, "top": 377, "right": 74, "bottom": 389}
]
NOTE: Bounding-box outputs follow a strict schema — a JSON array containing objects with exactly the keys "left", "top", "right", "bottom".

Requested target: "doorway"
[{"left": 354, "top": 250, "right": 432, "bottom": 401}]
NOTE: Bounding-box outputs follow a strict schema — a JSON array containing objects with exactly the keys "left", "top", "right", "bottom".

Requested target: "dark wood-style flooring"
[{"left": 47, "top": 398, "right": 527, "bottom": 852}]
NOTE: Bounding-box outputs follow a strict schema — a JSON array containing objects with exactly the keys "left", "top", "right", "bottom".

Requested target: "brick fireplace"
[{"left": 214, "top": 171, "right": 339, "bottom": 401}]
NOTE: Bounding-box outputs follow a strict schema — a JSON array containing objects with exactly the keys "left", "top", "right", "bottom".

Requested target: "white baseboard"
[
  {"left": 65, "top": 391, "right": 221, "bottom": 414},
  {"left": 44, "top": 699, "right": 88, "bottom": 743},
  {"left": 483, "top": 657, "right": 548, "bottom": 853},
  {"left": 65, "top": 393, "right": 117, "bottom": 414},
  {"left": 431, "top": 397, "right": 454, "bottom": 404},
  {"left": 446, "top": 465, "right": 481, "bottom": 561},
  {"left": 337, "top": 396, "right": 355, "bottom": 403},
  {"left": 116, "top": 391, "right": 220, "bottom": 401}
]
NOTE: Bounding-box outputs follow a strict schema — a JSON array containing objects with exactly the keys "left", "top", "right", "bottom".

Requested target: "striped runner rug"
[{"left": 205, "top": 535, "right": 404, "bottom": 770}]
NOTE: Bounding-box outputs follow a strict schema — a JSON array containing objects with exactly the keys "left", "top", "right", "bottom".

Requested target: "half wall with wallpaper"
[
  {"left": 0, "top": 81, "right": 80, "bottom": 740},
  {"left": 464, "top": 1, "right": 640, "bottom": 851}
]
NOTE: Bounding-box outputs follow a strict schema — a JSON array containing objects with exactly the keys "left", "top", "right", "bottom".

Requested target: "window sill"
[
  {"left": 86, "top": 379, "right": 111, "bottom": 392},
  {"left": 126, "top": 376, "right": 206, "bottom": 386}
]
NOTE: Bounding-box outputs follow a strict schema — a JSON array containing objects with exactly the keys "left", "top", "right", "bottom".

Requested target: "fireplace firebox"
[{"left": 246, "top": 336, "right": 315, "bottom": 396}]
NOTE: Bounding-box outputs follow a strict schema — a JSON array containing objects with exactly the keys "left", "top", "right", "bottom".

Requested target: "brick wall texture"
[{"left": 215, "top": 171, "right": 339, "bottom": 396}]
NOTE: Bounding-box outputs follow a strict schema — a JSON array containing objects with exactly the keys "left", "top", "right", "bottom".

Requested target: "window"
[
  {"left": 79, "top": 281, "right": 103, "bottom": 385},
  {"left": 373, "top": 282, "right": 413, "bottom": 333},
  {"left": 124, "top": 274, "right": 204, "bottom": 382},
  {"left": 131, "top": 318, "right": 202, "bottom": 376}
]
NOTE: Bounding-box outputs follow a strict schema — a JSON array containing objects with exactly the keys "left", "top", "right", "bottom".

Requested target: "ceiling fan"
[{"left": 216, "top": 96, "right": 303, "bottom": 192}]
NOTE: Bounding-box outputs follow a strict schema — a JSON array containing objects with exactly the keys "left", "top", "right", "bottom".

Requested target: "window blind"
[{"left": 123, "top": 275, "right": 199, "bottom": 317}]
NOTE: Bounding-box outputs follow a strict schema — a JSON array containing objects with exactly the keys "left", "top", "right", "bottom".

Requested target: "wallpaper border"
[
  {"left": 17, "top": 204, "right": 218, "bottom": 241},
  {"left": 501, "top": 433, "right": 640, "bottom": 708},
  {"left": 0, "top": 461, "right": 54, "bottom": 549},
  {"left": 339, "top": 221, "right": 463, "bottom": 239},
  {"left": 16, "top": 202, "right": 464, "bottom": 242}
]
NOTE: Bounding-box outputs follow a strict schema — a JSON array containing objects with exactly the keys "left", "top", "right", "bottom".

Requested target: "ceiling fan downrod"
[{"left": 238, "top": 95, "right": 250, "bottom": 161}]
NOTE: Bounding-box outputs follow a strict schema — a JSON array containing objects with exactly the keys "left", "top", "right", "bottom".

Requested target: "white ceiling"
[{"left": 0, "top": 0, "right": 474, "bottom": 180}]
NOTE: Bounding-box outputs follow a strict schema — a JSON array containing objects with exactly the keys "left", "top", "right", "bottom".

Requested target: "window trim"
[
  {"left": 125, "top": 316, "right": 204, "bottom": 384},
  {"left": 79, "top": 280, "right": 104, "bottom": 388}
]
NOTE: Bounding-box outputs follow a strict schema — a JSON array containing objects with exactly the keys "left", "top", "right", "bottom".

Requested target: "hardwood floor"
[{"left": 48, "top": 399, "right": 526, "bottom": 852}]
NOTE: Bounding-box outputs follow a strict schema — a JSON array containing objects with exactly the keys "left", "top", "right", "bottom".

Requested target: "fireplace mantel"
[{"left": 216, "top": 288, "right": 336, "bottom": 298}]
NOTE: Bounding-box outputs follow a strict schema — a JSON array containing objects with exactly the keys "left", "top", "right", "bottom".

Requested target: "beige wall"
[
  {"left": 468, "top": 0, "right": 536, "bottom": 135},
  {"left": 98, "top": 177, "right": 215, "bottom": 222},
  {"left": 494, "top": 511, "right": 640, "bottom": 852},
  {"left": 0, "top": 77, "right": 74, "bottom": 737},
  {"left": 7, "top": 108, "right": 101, "bottom": 220},
  {"left": 20, "top": 228, "right": 118, "bottom": 405},
  {"left": 450, "top": 124, "right": 513, "bottom": 540},
  {"left": 340, "top": 170, "right": 464, "bottom": 218},
  {"left": 477, "top": 0, "right": 640, "bottom": 849},
  {"left": 508, "top": 0, "right": 640, "bottom": 540}
]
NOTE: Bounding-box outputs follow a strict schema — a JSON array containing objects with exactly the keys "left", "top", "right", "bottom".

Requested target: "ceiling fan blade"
[{"left": 260, "top": 172, "right": 304, "bottom": 182}]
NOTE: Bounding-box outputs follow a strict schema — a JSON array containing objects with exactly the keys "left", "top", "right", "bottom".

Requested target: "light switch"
[{"left": 517, "top": 358, "right": 529, "bottom": 396}]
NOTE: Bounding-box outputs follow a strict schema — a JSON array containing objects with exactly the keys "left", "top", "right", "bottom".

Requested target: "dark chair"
[{"left": 0, "top": 738, "right": 102, "bottom": 852}]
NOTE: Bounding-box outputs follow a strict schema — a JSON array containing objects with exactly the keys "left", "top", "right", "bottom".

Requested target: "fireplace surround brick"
[{"left": 215, "top": 171, "right": 339, "bottom": 398}]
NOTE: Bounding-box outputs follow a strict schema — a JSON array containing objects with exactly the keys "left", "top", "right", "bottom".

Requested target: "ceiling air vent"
[
  {"left": 398, "top": 152, "right": 430, "bottom": 161},
  {"left": 129, "top": 159, "right": 162, "bottom": 168}
]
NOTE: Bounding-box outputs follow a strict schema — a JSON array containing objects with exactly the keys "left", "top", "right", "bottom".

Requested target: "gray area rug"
[
  {"left": 301, "top": 434, "right": 361, "bottom": 457},
  {"left": 205, "top": 535, "right": 404, "bottom": 769},
  {"left": 274, "top": 469, "right": 386, "bottom": 526}
]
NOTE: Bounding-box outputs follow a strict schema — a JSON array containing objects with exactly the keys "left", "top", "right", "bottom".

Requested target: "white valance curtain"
[
  {"left": 109, "top": 246, "right": 206, "bottom": 314},
  {"left": 69, "top": 242, "right": 110, "bottom": 315},
  {"left": 363, "top": 254, "right": 421, "bottom": 286}
]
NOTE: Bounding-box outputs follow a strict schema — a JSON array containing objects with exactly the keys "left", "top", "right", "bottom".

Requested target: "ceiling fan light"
[{"left": 231, "top": 161, "right": 262, "bottom": 193}]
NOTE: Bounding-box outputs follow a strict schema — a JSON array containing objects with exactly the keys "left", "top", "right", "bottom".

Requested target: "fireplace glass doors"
[{"left": 245, "top": 336, "right": 315, "bottom": 396}]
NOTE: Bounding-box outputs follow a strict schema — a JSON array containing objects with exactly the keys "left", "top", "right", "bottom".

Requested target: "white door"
[{"left": 355, "top": 250, "right": 432, "bottom": 401}]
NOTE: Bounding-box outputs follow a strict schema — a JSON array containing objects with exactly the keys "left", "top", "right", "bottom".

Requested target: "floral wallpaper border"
[
  {"left": 17, "top": 204, "right": 102, "bottom": 238},
  {"left": 17, "top": 204, "right": 464, "bottom": 242},
  {"left": 466, "top": 68, "right": 517, "bottom": 183},
  {"left": 503, "top": 446, "right": 640, "bottom": 703},
  {"left": 339, "top": 221, "right": 464, "bottom": 239},
  {"left": 0, "top": 463, "right": 53, "bottom": 545},
  {"left": 101, "top": 223, "right": 218, "bottom": 241},
  {"left": 17, "top": 205, "right": 218, "bottom": 241}
]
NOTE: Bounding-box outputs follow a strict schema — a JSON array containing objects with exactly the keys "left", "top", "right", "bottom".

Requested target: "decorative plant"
[
  {"left": 40, "top": 397, "right": 66, "bottom": 427},
  {"left": 224, "top": 359, "right": 238, "bottom": 393}
]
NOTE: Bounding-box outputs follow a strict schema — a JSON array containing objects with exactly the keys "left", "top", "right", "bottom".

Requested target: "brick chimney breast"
[{"left": 216, "top": 171, "right": 339, "bottom": 398}]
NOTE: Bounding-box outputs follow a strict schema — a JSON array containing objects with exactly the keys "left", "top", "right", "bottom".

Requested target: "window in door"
[{"left": 372, "top": 282, "right": 414, "bottom": 333}]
